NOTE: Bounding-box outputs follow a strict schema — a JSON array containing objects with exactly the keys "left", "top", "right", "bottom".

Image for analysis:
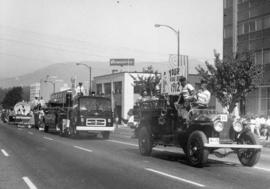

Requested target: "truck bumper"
[
  {"left": 76, "top": 126, "right": 115, "bottom": 131},
  {"left": 204, "top": 143, "right": 262, "bottom": 149}
]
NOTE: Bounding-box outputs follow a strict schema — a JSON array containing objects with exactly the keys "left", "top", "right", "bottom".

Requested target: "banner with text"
[{"left": 161, "top": 56, "right": 188, "bottom": 95}]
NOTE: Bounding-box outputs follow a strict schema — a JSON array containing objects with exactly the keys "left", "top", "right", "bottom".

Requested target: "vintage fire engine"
[
  {"left": 137, "top": 98, "right": 262, "bottom": 167},
  {"left": 42, "top": 90, "right": 114, "bottom": 139}
]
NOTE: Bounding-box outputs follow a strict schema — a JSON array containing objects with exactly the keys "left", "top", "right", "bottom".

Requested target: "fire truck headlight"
[
  {"left": 214, "top": 121, "right": 224, "bottom": 132},
  {"left": 233, "top": 121, "right": 243, "bottom": 132},
  {"left": 80, "top": 116, "right": 84, "bottom": 123},
  {"left": 107, "top": 118, "right": 111, "bottom": 123}
]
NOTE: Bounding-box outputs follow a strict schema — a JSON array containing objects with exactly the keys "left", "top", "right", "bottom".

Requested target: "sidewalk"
[{"left": 112, "top": 124, "right": 270, "bottom": 148}]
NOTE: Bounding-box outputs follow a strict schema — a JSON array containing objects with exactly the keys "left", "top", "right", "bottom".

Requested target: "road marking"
[
  {"left": 28, "top": 131, "right": 34, "bottom": 135},
  {"left": 1, "top": 149, "right": 9, "bottom": 157},
  {"left": 254, "top": 166, "right": 270, "bottom": 172},
  {"left": 108, "top": 140, "right": 138, "bottom": 147},
  {"left": 43, "top": 136, "right": 54, "bottom": 141},
  {"left": 145, "top": 168, "right": 205, "bottom": 187},
  {"left": 22, "top": 177, "right": 37, "bottom": 189},
  {"left": 74, "top": 146, "right": 93, "bottom": 152}
]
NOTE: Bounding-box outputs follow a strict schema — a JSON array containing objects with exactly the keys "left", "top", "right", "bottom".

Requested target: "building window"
[
  {"left": 224, "top": 0, "right": 233, "bottom": 8},
  {"left": 263, "top": 49, "right": 270, "bottom": 65},
  {"left": 255, "top": 19, "right": 263, "bottom": 31},
  {"left": 249, "top": 20, "right": 256, "bottom": 32},
  {"left": 238, "top": 0, "right": 248, "bottom": 4},
  {"left": 244, "top": 22, "right": 249, "bottom": 34},
  {"left": 113, "top": 82, "right": 122, "bottom": 94},
  {"left": 255, "top": 51, "right": 263, "bottom": 64},
  {"left": 238, "top": 23, "right": 244, "bottom": 35},
  {"left": 96, "top": 84, "right": 102, "bottom": 95},
  {"left": 104, "top": 83, "right": 111, "bottom": 95},
  {"left": 263, "top": 15, "right": 270, "bottom": 29},
  {"left": 260, "top": 87, "right": 270, "bottom": 116},
  {"left": 224, "top": 25, "right": 232, "bottom": 39}
]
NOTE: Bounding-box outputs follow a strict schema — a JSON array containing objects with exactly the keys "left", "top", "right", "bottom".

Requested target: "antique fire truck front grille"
[
  {"left": 219, "top": 123, "right": 233, "bottom": 144},
  {"left": 86, "top": 118, "right": 106, "bottom": 126}
]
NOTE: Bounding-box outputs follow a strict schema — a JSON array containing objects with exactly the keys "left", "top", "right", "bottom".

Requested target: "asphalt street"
[{"left": 0, "top": 123, "right": 270, "bottom": 189}]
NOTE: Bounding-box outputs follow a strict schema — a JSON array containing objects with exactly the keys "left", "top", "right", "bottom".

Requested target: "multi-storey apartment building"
[{"left": 223, "top": 0, "right": 270, "bottom": 115}]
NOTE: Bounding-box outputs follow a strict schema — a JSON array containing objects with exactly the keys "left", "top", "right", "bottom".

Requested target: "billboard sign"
[
  {"left": 110, "top": 58, "right": 135, "bottom": 66},
  {"left": 161, "top": 56, "right": 188, "bottom": 95}
]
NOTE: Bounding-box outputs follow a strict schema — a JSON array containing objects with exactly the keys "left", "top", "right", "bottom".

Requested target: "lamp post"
[
  {"left": 155, "top": 24, "right": 180, "bottom": 67},
  {"left": 76, "top": 63, "right": 92, "bottom": 95}
]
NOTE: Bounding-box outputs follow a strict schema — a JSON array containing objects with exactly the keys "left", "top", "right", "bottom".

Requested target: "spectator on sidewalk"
[
  {"left": 255, "top": 115, "right": 262, "bottom": 137},
  {"left": 249, "top": 116, "right": 257, "bottom": 134},
  {"left": 264, "top": 115, "right": 270, "bottom": 140}
]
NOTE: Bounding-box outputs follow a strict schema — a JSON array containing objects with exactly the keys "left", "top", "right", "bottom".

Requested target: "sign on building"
[
  {"left": 110, "top": 58, "right": 135, "bottom": 66},
  {"left": 161, "top": 55, "right": 188, "bottom": 95}
]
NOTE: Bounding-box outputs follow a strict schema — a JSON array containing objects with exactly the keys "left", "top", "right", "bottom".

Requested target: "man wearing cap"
[
  {"left": 194, "top": 79, "right": 211, "bottom": 107},
  {"left": 177, "top": 76, "right": 195, "bottom": 105},
  {"left": 175, "top": 76, "right": 195, "bottom": 119}
]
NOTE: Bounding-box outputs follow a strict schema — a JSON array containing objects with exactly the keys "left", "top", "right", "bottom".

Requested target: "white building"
[
  {"left": 30, "top": 82, "right": 40, "bottom": 101},
  {"left": 94, "top": 72, "right": 155, "bottom": 120}
]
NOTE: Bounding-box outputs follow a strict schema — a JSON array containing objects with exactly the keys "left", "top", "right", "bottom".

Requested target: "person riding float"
[{"left": 175, "top": 77, "right": 211, "bottom": 120}]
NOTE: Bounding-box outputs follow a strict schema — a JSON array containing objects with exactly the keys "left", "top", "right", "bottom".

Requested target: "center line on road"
[
  {"left": 28, "top": 131, "right": 33, "bottom": 135},
  {"left": 74, "top": 146, "right": 93, "bottom": 152},
  {"left": 43, "top": 136, "right": 54, "bottom": 141},
  {"left": 1, "top": 149, "right": 9, "bottom": 157},
  {"left": 145, "top": 168, "right": 205, "bottom": 188},
  {"left": 254, "top": 166, "right": 270, "bottom": 172},
  {"left": 22, "top": 177, "right": 37, "bottom": 189}
]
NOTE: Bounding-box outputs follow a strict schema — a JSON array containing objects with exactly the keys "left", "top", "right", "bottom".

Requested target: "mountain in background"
[{"left": 0, "top": 58, "right": 205, "bottom": 88}]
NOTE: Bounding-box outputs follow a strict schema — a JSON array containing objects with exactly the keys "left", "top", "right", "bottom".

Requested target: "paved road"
[{"left": 0, "top": 123, "right": 270, "bottom": 189}]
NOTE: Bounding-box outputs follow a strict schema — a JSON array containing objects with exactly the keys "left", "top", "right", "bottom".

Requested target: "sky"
[{"left": 0, "top": 0, "right": 223, "bottom": 78}]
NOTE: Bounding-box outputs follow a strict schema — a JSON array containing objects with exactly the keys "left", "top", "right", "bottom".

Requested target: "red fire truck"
[{"left": 42, "top": 90, "right": 114, "bottom": 139}]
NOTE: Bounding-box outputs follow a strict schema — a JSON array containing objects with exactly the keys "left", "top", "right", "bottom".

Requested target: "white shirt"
[
  {"left": 39, "top": 99, "right": 46, "bottom": 107},
  {"left": 259, "top": 117, "right": 266, "bottom": 125},
  {"left": 196, "top": 89, "right": 211, "bottom": 105},
  {"left": 181, "top": 83, "right": 194, "bottom": 100},
  {"left": 75, "top": 86, "right": 85, "bottom": 95}
]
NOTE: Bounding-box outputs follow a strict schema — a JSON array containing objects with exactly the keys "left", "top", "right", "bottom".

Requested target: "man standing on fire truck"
[
  {"left": 75, "top": 82, "right": 85, "bottom": 96},
  {"left": 175, "top": 76, "right": 195, "bottom": 119}
]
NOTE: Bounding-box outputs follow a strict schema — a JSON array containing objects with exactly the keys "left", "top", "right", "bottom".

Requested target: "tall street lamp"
[
  {"left": 76, "top": 63, "right": 92, "bottom": 95},
  {"left": 155, "top": 24, "right": 180, "bottom": 67}
]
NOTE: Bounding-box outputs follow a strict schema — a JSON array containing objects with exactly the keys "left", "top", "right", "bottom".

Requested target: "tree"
[
  {"left": 2, "top": 87, "right": 23, "bottom": 109},
  {"left": 131, "top": 67, "right": 161, "bottom": 96},
  {"left": 196, "top": 51, "right": 263, "bottom": 113},
  {"left": 0, "top": 87, "right": 9, "bottom": 105},
  {"left": 22, "top": 86, "right": 30, "bottom": 102}
]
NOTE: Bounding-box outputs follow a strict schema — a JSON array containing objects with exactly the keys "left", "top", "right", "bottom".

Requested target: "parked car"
[{"left": 137, "top": 99, "right": 262, "bottom": 167}]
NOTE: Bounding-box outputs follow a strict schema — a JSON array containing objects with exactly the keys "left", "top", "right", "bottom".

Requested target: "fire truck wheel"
[
  {"left": 101, "top": 131, "right": 110, "bottom": 139},
  {"left": 237, "top": 131, "right": 261, "bottom": 167},
  {"left": 186, "top": 131, "right": 209, "bottom": 167}
]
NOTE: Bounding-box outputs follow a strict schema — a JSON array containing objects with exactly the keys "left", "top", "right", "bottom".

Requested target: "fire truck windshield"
[{"left": 79, "top": 98, "right": 111, "bottom": 112}]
